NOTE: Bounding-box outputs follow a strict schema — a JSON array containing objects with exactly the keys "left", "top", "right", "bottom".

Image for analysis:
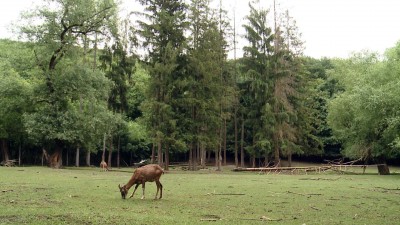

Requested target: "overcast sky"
[{"left": 1, "top": 0, "right": 399, "bottom": 59}]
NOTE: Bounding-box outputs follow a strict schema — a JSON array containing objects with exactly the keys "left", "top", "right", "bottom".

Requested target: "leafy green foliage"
[
  {"left": 19, "top": 0, "right": 117, "bottom": 70},
  {"left": 2, "top": 0, "right": 399, "bottom": 166},
  {"left": 0, "top": 61, "right": 32, "bottom": 139},
  {"left": 15, "top": 0, "right": 119, "bottom": 166},
  {"left": 328, "top": 44, "right": 400, "bottom": 161},
  {"left": 0, "top": 40, "right": 37, "bottom": 161},
  {"left": 24, "top": 64, "right": 113, "bottom": 145}
]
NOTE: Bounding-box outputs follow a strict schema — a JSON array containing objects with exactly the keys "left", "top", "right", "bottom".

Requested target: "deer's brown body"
[
  {"left": 118, "top": 164, "right": 164, "bottom": 200},
  {"left": 100, "top": 160, "right": 109, "bottom": 171}
]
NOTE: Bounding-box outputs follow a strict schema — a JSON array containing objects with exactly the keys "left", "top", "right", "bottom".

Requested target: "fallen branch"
[
  {"left": 239, "top": 216, "right": 282, "bottom": 222},
  {"left": 208, "top": 193, "right": 245, "bottom": 196},
  {"left": 200, "top": 218, "right": 219, "bottom": 221},
  {"left": 233, "top": 164, "right": 387, "bottom": 174},
  {"left": 0, "top": 159, "right": 19, "bottom": 167},
  {"left": 260, "top": 216, "right": 282, "bottom": 221},
  {"left": 375, "top": 187, "right": 400, "bottom": 191},
  {"left": 233, "top": 166, "right": 331, "bottom": 172},
  {"left": 287, "top": 191, "right": 322, "bottom": 197},
  {"left": 200, "top": 215, "right": 221, "bottom": 221},
  {"left": 310, "top": 206, "right": 321, "bottom": 211},
  {"left": 299, "top": 177, "right": 340, "bottom": 181}
]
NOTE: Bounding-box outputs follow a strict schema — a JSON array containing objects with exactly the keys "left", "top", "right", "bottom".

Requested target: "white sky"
[{"left": 1, "top": 0, "right": 400, "bottom": 59}]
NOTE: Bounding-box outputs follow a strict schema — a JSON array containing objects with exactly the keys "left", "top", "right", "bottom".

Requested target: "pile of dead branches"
[
  {"left": 0, "top": 159, "right": 18, "bottom": 167},
  {"left": 232, "top": 161, "right": 387, "bottom": 175}
]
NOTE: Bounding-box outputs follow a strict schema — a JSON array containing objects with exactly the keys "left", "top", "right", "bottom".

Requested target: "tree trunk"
[
  {"left": 197, "top": 143, "right": 201, "bottom": 166},
  {"left": 200, "top": 143, "right": 206, "bottom": 169},
  {"left": 234, "top": 107, "right": 238, "bottom": 168},
  {"left": 164, "top": 144, "right": 169, "bottom": 171},
  {"left": 240, "top": 114, "right": 245, "bottom": 168},
  {"left": 75, "top": 146, "right": 80, "bottom": 167},
  {"left": 288, "top": 151, "right": 292, "bottom": 167},
  {"left": 42, "top": 148, "right": 46, "bottom": 166},
  {"left": 377, "top": 164, "right": 390, "bottom": 175},
  {"left": 151, "top": 143, "right": 155, "bottom": 164},
  {"left": 46, "top": 141, "right": 63, "bottom": 169},
  {"left": 157, "top": 139, "right": 163, "bottom": 167},
  {"left": 53, "top": 147, "right": 63, "bottom": 168},
  {"left": 18, "top": 144, "right": 21, "bottom": 166},
  {"left": 1, "top": 138, "right": 10, "bottom": 162},
  {"left": 215, "top": 148, "right": 218, "bottom": 168},
  {"left": 102, "top": 133, "right": 106, "bottom": 162},
  {"left": 193, "top": 143, "right": 197, "bottom": 170},
  {"left": 273, "top": 133, "right": 281, "bottom": 167},
  {"left": 117, "top": 136, "right": 121, "bottom": 168},
  {"left": 66, "top": 149, "right": 69, "bottom": 166},
  {"left": 219, "top": 149, "right": 222, "bottom": 171},
  {"left": 223, "top": 119, "right": 227, "bottom": 166},
  {"left": 189, "top": 143, "right": 193, "bottom": 170},
  {"left": 108, "top": 136, "right": 113, "bottom": 168},
  {"left": 93, "top": 33, "right": 97, "bottom": 70},
  {"left": 216, "top": 123, "right": 222, "bottom": 171},
  {"left": 233, "top": 9, "right": 239, "bottom": 168},
  {"left": 86, "top": 150, "right": 91, "bottom": 166},
  {"left": 83, "top": 34, "right": 87, "bottom": 64},
  {"left": 273, "top": 0, "right": 281, "bottom": 168},
  {"left": 264, "top": 154, "right": 269, "bottom": 167}
]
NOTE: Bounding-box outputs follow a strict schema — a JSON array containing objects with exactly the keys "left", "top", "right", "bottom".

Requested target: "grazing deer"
[
  {"left": 100, "top": 160, "right": 109, "bottom": 171},
  {"left": 118, "top": 164, "right": 164, "bottom": 200}
]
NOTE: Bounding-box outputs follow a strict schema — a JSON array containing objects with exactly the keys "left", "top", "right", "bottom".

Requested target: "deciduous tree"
[{"left": 19, "top": 0, "right": 117, "bottom": 168}]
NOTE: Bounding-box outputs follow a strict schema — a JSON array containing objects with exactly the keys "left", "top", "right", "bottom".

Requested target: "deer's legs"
[
  {"left": 141, "top": 182, "right": 145, "bottom": 199},
  {"left": 155, "top": 180, "right": 163, "bottom": 199},
  {"left": 129, "top": 184, "right": 140, "bottom": 198}
]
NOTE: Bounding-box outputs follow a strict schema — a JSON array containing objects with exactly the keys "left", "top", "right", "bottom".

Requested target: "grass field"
[{"left": 0, "top": 165, "right": 399, "bottom": 225}]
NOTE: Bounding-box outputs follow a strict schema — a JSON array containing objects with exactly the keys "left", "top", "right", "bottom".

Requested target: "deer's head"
[{"left": 118, "top": 184, "right": 128, "bottom": 199}]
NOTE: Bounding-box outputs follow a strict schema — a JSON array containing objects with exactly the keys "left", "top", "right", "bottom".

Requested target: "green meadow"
[{"left": 0, "top": 166, "right": 399, "bottom": 225}]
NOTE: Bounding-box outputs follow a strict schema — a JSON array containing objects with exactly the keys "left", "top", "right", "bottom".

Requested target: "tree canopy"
[{"left": 328, "top": 44, "right": 400, "bottom": 164}]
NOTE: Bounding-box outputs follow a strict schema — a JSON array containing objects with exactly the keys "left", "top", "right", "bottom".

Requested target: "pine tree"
[
  {"left": 241, "top": 1, "right": 275, "bottom": 167},
  {"left": 137, "top": 0, "right": 187, "bottom": 169},
  {"left": 185, "top": 0, "right": 225, "bottom": 170}
]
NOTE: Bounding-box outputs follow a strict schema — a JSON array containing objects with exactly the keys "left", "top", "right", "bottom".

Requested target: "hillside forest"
[{"left": 1, "top": 0, "right": 400, "bottom": 173}]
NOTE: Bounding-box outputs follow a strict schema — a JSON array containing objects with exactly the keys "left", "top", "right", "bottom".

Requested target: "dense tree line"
[{"left": 1, "top": 0, "right": 399, "bottom": 171}]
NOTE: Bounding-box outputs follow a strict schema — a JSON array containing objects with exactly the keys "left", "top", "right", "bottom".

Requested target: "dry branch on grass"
[
  {"left": 299, "top": 177, "right": 341, "bottom": 181},
  {"left": 375, "top": 187, "right": 400, "bottom": 191},
  {"left": 207, "top": 193, "right": 245, "bottom": 196},
  {"left": 0, "top": 159, "right": 18, "bottom": 167},
  {"left": 287, "top": 191, "right": 322, "bottom": 197},
  {"left": 310, "top": 206, "right": 321, "bottom": 211},
  {"left": 232, "top": 164, "right": 387, "bottom": 174},
  {"left": 200, "top": 215, "right": 221, "bottom": 221},
  {"left": 200, "top": 218, "right": 219, "bottom": 221},
  {"left": 232, "top": 166, "right": 331, "bottom": 174},
  {"left": 239, "top": 216, "right": 282, "bottom": 222}
]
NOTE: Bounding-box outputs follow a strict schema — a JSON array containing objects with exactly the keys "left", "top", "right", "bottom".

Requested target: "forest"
[{"left": 1, "top": 0, "right": 400, "bottom": 173}]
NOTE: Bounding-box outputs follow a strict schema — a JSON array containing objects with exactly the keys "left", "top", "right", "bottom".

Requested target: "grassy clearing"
[{"left": 0, "top": 166, "right": 399, "bottom": 225}]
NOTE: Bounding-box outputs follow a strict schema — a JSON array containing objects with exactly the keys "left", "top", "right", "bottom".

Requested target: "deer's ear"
[{"left": 118, "top": 184, "right": 121, "bottom": 189}]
